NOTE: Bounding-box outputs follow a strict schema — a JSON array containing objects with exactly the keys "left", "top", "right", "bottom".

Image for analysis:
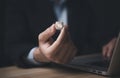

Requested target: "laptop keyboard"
[
  {"left": 85, "top": 60, "right": 110, "bottom": 68},
  {"left": 68, "top": 55, "right": 110, "bottom": 70}
]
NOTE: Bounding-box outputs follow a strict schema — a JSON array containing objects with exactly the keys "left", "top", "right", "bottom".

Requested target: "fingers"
[
  {"left": 38, "top": 24, "right": 56, "bottom": 44},
  {"left": 102, "top": 45, "right": 108, "bottom": 59},
  {"left": 103, "top": 45, "right": 113, "bottom": 60},
  {"left": 103, "top": 45, "right": 114, "bottom": 59},
  {"left": 107, "top": 45, "right": 113, "bottom": 59},
  {"left": 38, "top": 24, "right": 77, "bottom": 64},
  {"left": 50, "top": 38, "right": 77, "bottom": 64},
  {"left": 48, "top": 26, "right": 68, "bottom": 52},
  {"left": 38, "top": 24, "right": 56, "bottom": 60},
  {"left": 52, "top": 45, "right": 77, "bottom": 64},
  {"left": 102, "top": 38, "right": 117, "bottom": 60},
  {"left": 62, "top": 46, "right": 77, "bottom": 63},
  {"left": 102, "top": 46, "right": 111, "bottom": 60}
]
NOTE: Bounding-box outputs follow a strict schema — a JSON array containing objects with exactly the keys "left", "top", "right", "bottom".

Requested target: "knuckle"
[
  {"left": 49, "top": 28, "right": 54, "bottom": 34},
  {"left": 46, "top": 27, "right": 54, "bottom": 35},
  {"left": 38, "top": 33, "right": 43, "bottom": 41}
]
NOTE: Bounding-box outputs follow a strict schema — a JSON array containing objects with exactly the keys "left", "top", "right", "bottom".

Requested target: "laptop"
[{"left": 59, "top": 32, "right": 120, "bottom": 76}]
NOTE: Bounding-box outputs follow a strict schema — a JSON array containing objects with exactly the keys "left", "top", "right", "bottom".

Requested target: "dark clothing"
[
  {"left": 0, "top": 0, "right": 7, "bottom": 67},
  {"left": 4, "top": 0, "right": 119, "bottom": 67}
]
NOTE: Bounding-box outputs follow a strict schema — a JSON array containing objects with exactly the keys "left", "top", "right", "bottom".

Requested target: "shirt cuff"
[{"left": 27, "top": 47, "right": 40, "bottom": 65}]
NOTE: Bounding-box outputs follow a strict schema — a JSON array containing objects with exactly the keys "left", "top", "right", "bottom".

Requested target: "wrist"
[{"left": 33, "top": 47, "right": 50, "bottom": 63}]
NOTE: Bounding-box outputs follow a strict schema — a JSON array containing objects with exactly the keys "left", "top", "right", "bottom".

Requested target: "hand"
[
  {"left": 102, "top": 37, "right": 117, "bottom": 60},
  {"left": 34, "top": 24, "right": 77, "bottom": 64}
]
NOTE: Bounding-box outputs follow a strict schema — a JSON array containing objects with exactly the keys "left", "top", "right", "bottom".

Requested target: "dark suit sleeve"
[{"left": 4, "top": 0, "right": 47, "bottom": 68}]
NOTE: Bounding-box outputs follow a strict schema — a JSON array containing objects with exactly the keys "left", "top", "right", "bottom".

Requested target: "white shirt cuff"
[{"left": 27, "top": 47, "right": 40, "bottom": 65}]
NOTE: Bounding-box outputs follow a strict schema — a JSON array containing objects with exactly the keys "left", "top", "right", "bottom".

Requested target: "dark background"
[
  {"left": 0, "top": 0, "right": 120, "bottom": 67},
  {"left": 0, "top": 0, "right": 6, "bottom": 67}
]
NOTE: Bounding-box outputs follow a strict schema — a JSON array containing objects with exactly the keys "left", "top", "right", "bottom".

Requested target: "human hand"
[
  {"left": 34, "top": 24, "right": 77, "bottom": 64},
  {"left": 102, "top": 37, "right": 117, "bottom": 60}
]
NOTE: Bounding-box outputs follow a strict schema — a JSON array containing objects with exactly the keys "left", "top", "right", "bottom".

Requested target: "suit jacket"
[
  {"left": 4, "top": 0, "right": 119, "bottom": 67},
  {"left": 0, "top": 0, "right": 7, "bottom": 67}
]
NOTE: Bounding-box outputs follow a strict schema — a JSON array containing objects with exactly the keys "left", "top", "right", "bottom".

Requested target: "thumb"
[{"left": 38, "top": 24, "right": 56, "bottom": 43}]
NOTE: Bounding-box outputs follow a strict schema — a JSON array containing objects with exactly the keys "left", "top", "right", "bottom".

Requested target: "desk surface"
[{"left": 0, "top": 66, "right": 110, "bottom": 78}]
